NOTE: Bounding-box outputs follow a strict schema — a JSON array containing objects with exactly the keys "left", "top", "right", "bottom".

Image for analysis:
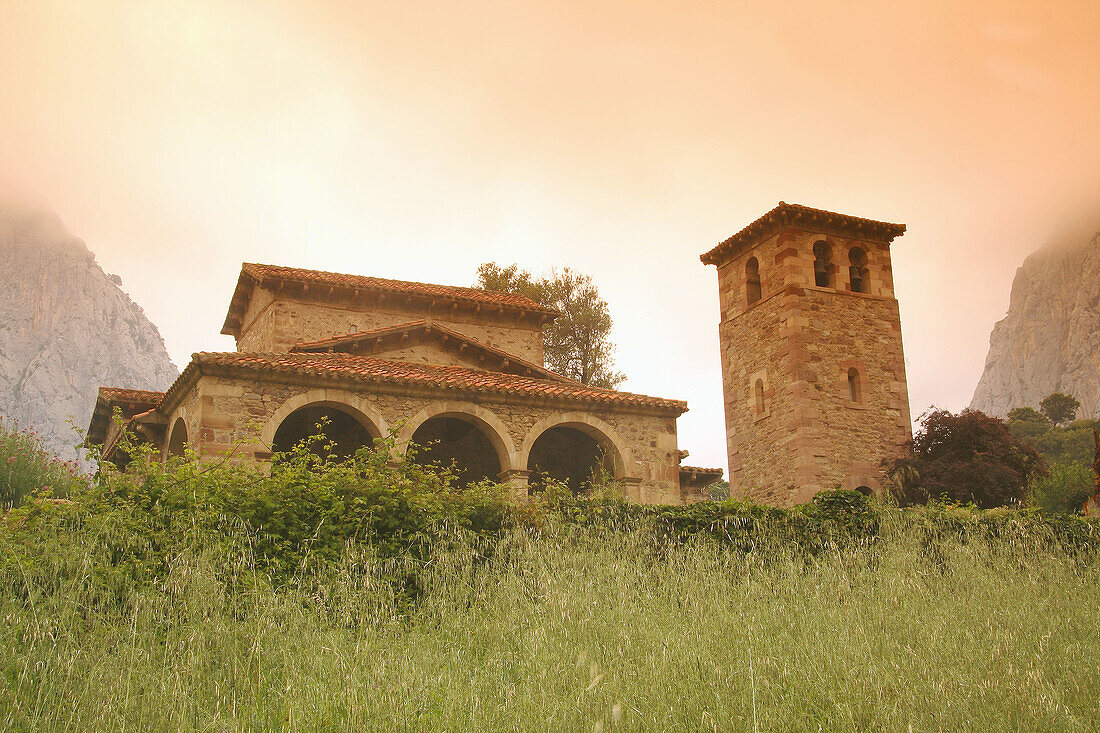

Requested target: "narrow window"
[
  {"left": 848, "top": 368, "right": 862, "bottom": 403},
  {"left": 849, "top": 247, "right": 868, "bottom": 293},
  {"left": 745, "top": 257, "right": 761, "bottom": 305},
  {"left": 812, "top": 241, "right": 833, "bottom": 288},
  {"left": 754, "top": 379, "right": 766, "bottom": 414}
]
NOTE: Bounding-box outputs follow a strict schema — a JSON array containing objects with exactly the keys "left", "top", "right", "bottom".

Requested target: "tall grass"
[{"left": 3, "top": 510, "right": 1097, "bottom": 731}]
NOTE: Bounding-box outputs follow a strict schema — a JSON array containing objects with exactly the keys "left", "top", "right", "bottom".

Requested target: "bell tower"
[{"left": 701, "top": 203, "right": 912, "bottom": 505}]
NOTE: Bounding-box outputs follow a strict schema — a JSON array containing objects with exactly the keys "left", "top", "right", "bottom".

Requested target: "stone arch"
[
  {"left": 397, "top": 401, "right": 516, "bottom": 480},
  {"left": 262, "top": 389, "right": 387, "bottom": 462},
  {"left": 261, "top": 388, "right": 388, "bottom": 448},
  {"left": 167, "top": 417, "right": 188, "bottom": 458},
  {"left": 519, "top": 412, "right": 635, "bottom": 484}
]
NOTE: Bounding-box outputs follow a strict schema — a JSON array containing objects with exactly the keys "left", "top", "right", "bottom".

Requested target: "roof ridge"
[
  {"left": 290, "top": 319, "right": 577, "bottom": 384},
  {"left": 240, "top": 262, "right": 558, "bottom": 314}
]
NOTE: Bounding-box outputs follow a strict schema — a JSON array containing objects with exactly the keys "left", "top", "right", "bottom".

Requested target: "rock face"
[
  {"left": 0, "top": 205, "right": 178, "bottom": 459},
  {"left": 971, "top": 232, "right": 1100, "bottom": 418}
]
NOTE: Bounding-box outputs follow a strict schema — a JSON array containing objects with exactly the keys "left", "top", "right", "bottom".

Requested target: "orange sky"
[{"left": 2, "top": 0, "right": 1098, "bottom": 470}]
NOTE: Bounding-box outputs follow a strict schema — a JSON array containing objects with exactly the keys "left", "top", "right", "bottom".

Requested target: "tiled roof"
[
  {"left": 700, "top": 202, "right": 906, "bottom": 265},
  {"left": 97, "top": 387, "right": 165, "bottom": 406},
  {"left": 222, "top": 263, "right": 558, "bottom": 336},
  {"left": 87, "top": 387, "right": 166, "bottom": 446},
  {"left": 291, "top": 319, "right": 572, "bottom": 383},
  {"left": 679, "top": 466, "right": 724, "bottom": 475},
  {"left": 168, "top": 352, "right": 687, "bottom": 414}
]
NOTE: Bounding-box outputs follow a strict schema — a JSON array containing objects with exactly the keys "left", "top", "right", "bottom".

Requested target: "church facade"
[{"left": 88, "top": 263, "right": 719, "bottom": 504}]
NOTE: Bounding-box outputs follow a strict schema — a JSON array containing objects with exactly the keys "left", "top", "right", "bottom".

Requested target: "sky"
[{"left": 1, "top": 0, "right": 1098, "bottom": 472}]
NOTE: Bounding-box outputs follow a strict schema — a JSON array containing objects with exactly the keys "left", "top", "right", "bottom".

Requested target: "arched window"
[
  {"left": 849, "top": 247, "right": 868, "bottom": 293},
  {"left": 812, "top": 241, "right": 833, "bottom": 288},
  {"left": 754, "top": 379, "right": 766, "bottom": 414},
  {"left": 745, "top": 257, "right": 761, "bottom": 305},
  {"left": 848, "top": 368, "right": 862, "bottom": 403}
]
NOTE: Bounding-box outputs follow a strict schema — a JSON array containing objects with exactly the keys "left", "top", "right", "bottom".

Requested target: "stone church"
[
  {"left": 89, "top": 202, "right": 913, "bottom": 507},
  {"left": 701, "top": 202, "right": 913, "bottom": 505},
  {"left": 88, "top": 263, "right": 721, "bottom": 504}
]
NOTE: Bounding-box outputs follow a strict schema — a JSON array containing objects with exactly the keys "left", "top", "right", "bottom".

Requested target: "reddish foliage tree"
[{"left": 887, "top": 408, "right": 1045, "bottom": 508}]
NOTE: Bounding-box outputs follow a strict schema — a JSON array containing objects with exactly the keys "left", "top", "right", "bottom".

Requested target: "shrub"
[
  {"left": 887, "top": 408, "right": 1044, "bottom": 508},
  {"left": 0, "top": 417, "right": 86, "bottom": 508},
  {"left": 1028, "top": 462, "right": 1095, "bottom": 514}
]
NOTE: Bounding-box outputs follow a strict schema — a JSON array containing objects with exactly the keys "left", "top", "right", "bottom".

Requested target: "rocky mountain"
[
  {"left": 971, "top": 231, "right": 1100, "bottom": 419},
  {"left": 0, "top": 205, "right": 178, "bottom": 459}
]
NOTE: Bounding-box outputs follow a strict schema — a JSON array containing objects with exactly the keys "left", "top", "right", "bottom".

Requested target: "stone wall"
[
  {"left": 162, "top": 374, "right": 686, "bottom": 504},
  {"left": 235, "top": 290, "right": 545, "bottom": 364},
  {"left": 714, "top": 226, "right": 911, "bottom": 506}
]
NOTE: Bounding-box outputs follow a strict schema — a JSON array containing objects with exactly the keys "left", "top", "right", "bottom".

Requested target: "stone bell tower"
[{"left": 701, "top": 202, "right": 913, "bottom": 506}]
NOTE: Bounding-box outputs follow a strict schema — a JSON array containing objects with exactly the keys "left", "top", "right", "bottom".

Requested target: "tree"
[
  {"left": 885, "top": 408, "right": 1044, "bottom": 508},
  {"left": 1040, "top": 392, "right": 1080, "bottom": 426},
  {"left": 1006, "top": 406, "right": 1051, "bottom": 444},
  {"left": 476, "top": 263, "right": 626, "bottom": 388}
]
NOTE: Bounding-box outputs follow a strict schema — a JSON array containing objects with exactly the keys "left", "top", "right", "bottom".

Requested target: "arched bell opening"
[
  {"left": 849, "top": 247, "right": 869, "bottom": 293},
  {"left": 409, "top": 415, "right": 504, "bottom": 488},
  {"left": 745, "top": 257, "right": 762, "bottom": 305},
  {"left": 526, "top": 425, "right": 619, "bottom": 495},
  {"left": 271, "top": 403, "right": 379, "bottom": 462},
  {"left": 167, "top": 417, "right": 188, "bottom": 458},
  {"left": 813, "top": 240, "right": 834, "bottom": 288}
]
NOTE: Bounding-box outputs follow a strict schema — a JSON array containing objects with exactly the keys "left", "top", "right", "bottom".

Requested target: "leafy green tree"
[
  {"left": 476, "top": 263, "right": 626, "bottom": 388},
  {"left": 1006, "top": 406, "right": 1052, "bottom": 444},
  {"left": 886, "top": 408, "right": 1044, "bottom": 508},
  {"left": 1040, "top": 392, "right": 1080, "bottom": 426}
]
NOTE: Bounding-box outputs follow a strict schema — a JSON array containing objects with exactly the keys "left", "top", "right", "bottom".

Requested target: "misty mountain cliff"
[
  {"left": 971, "top": 231, "right": 1100, "bottom": 418},
  {"left": 0, "top": 206, "right": 178, "bottom": 459}
]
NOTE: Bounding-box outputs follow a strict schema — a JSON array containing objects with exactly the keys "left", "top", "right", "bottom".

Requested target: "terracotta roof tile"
[
  {"left": 701, "top": 202, "right": 906, "bottom": 265},
  {"left": 223, "top": 263, "right": 559, "bottom": 337},
  {"left": 679, "top": 466, "right": 724, "bottom": 475},
  {"left": 97, "top": 387, "right": 165, "bottom": 406},
  {"left": 87, "top": 388, "right": 166, "bottom": 446},
  {"left": 175, "top": 352, "right": 686, "bottom": 414}
]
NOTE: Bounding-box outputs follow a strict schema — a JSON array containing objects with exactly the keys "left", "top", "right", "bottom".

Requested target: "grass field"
[{"left": 3, "top": 508, "right": 1098, "bottom": 732}]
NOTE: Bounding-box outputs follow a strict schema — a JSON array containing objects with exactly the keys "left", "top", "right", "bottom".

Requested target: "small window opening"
[
  {"left": 754, "top": 379, "right": 766, "bottom": 414},
  {"left": 812, "top": 241, "right": 833, "bottom": 288},
  {"left": 848, "top": 368, "right": 862, "bottom": 403},
  {"left": 745, "top": 257, "right": 761, "bottom": 305},
  {"left": 849, "top": 247, "right": 868, "bottom": 293}
]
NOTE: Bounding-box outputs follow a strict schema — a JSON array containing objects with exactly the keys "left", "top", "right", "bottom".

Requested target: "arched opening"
[
  {"left": 812, "top": 240, "right": 833, "bottom": 287},
  {"left": 167, "top": 417, "right": 188, "bottom": 458},
  {"left": 745, "top": 257, "right": 761, "bottom": 305},
  {"left": 410, "top": 415, "right": 502, "bottom": 488},
  {"left": 754, "top": 379, "right": 766, "bottom": 414},
  {"left": 855, "top": 485, "right": 874, "bottom": 497},
  {"left": 527, "top": 426, "right": 616, "bottom": 495},
  {"left": 849, "top": 247, "right": 868, "bottom": 293},
  {"left": 848, "top": 368, "right": 862, "bottom": 403},
  {"left": 271, "top": 403, "right": 377, "bottom": 462}
]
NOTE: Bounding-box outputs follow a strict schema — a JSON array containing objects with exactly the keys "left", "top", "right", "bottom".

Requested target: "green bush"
[
  {"left": 0, "top": 416, "right": 87, "bottom": 508},
  {"left": 1028, "top": 462, "right": 1095, "bottom": 514}
]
